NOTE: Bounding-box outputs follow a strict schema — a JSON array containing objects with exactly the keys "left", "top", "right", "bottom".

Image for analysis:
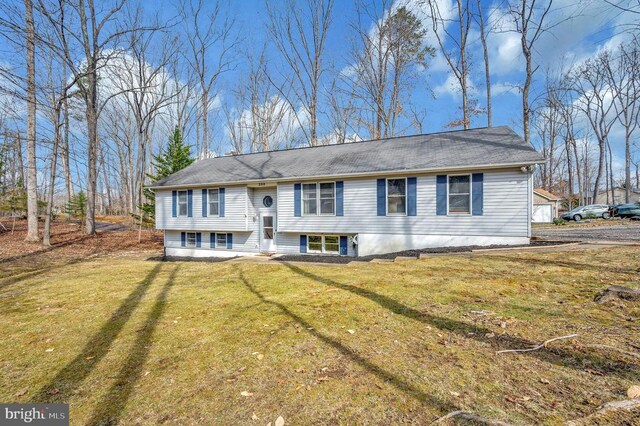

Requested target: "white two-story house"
[{"left": 151, "top": 126, "right": 545, "bottom": 258}]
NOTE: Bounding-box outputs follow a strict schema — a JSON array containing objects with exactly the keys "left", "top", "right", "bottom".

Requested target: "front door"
[{"left": 260, "top": 213, "right": 276, "bottom": 252}]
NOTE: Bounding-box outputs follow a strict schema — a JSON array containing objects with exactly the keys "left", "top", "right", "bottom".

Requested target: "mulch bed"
[{"left": 274, "top": 240, "right": 572, "bottom": 264}]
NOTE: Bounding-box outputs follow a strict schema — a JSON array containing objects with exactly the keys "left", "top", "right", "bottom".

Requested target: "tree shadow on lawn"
[
  {"left": 87, "top": 265, "right": 179, "bottom": 425},
  {"left": 33, "top": 263, "right": 165, "bottom": 403},
  {"left": 236, "top": 267, "right": 460, "bottom": 418},
  {"left": 0, "top": 256, "right": 89, "bottom": 291},
  {"left": 280, "top": 262, "right": 639, "bottom": 379}
]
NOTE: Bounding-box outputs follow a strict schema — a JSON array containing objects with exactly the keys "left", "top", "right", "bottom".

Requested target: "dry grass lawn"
[{"left": 1, "top": 229, "right": 639, "bottom": 424}]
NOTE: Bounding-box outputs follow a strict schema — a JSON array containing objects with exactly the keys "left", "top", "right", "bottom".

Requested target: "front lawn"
[{"left": 1, "top": 244, "right": 639, "bottom": 424}]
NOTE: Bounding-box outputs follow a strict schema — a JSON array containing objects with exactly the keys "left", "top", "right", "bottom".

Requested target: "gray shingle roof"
[{"left": 152, "top": 126, "right": 544, "bottom": 188}]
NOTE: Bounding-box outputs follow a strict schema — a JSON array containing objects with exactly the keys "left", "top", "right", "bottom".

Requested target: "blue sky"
[{"left": 1, "top": 0, "right": 636, "bottom": 182}]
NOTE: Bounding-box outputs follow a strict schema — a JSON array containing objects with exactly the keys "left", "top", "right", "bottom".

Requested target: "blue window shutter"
[
  {"left": 172, "top": 191, "right": 177, "bottom": 217},
  {"left": 376, "top": 179, "right": 386, "bottom": 216},
  {"left": 299, "top": 235, "right": 307, "bottom": 253},
  {"left": 336, "top": 181, "right": 344, "bottom": 216},
  {"left": 210, "top": 232, "right": 215, "bottom": 248},
  {"left": 202, "top": 189, "right": 208, "bottom": 217},
  {"left": 339, "top": 236, "right": 348, "bottom": 255},
  {"left": 180, "top": 232, "right": 186, "bottom": 247},
  {"left": 219, "top": 188, "right": 225, "bottom": 217},
  {"left": 226, "top": 233, "right": 233, "bottom": 249},
  {"left": 436, "top": 175, "right": 447, "bottom": 216},
  {"left": 196, "top": 232, "right": 201, "bottom": 247},
  {"left": 187, "top": 190, "right": 193, "bottom": 217},
  {"left": 294, "top": 183, "right": 301, "bottom": 217},
  {"left": 407, "top": 177, "right": 417, "bottom": 216},
  {"left": 472, "top": 173, "right": 484, "bottom": 215}
]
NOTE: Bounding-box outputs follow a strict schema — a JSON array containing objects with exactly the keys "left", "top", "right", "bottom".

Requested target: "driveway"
[{"left": 533, "top": 222, "right": 640, "bottom": 242}]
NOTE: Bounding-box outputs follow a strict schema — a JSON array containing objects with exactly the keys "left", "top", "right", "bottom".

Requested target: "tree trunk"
[
  {"left": 477, "top": 0, "right": 491, "bottom": 127},
  {"left": 85, "top": 71, "right": 98, "bottom": 236},
  {"left": 592, "top": 139, "right": 605, "bottom": 205},
  {"left": 625, "top": 130, "right": 631, "bottom": 202},
  {"left": 24, "top": 0, "right": 39, "bottom": 242},
  {"left": 44, "top": 107, "right": 61, "bottom": 247}
]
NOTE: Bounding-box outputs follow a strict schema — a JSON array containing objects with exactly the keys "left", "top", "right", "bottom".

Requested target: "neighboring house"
[
  {"left": 151, "top": 126, "right": 545, "bottom": 258},
  {"left": 594, "top": 187, "right": 640, "bottom": 205},
  {"left": 532, "top": 188, "right": 561, "bottom": 223}
]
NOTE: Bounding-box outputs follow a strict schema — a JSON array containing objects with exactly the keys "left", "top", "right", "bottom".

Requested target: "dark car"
[
  {"left": 612, "top": 203, "right": 640, "bottom": 218},
  {"left": 561, "top": 204, "right": 612, "bottom": 221}
]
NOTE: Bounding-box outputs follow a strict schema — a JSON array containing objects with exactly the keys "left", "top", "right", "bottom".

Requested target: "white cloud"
[
  {"left": 491, "top": 82, "right": 520, "bottom": 97},
  {"left": 434, "top": 73, "right": 477, "bottom": 98}
]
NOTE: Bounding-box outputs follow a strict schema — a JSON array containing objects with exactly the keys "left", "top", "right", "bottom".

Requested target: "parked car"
[
  {"left": 612, "top": 203, "right": 640, "bottom": 218},
  {"left": 561, "top": 204, "right": 611, "bottom": 221}
]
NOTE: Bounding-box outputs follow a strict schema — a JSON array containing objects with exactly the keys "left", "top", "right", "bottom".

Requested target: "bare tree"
[
  {"left": 475, "top": 0, "right": 492, "bottom": 127},
  {"left": 604, "top": 37, "right": 640, "bottom": 202},
  {"left": 507, "top": 0, "right": 554, "bottom": 146},
  {"left": 567, "top": 51, "right": 617, "bottom": 204},
  {"left": 428, "top": 0, "right": 474, "bottom": 128},
  {"left": 266, "top": 0, "right": 334, "bottom": 146},
  {"left": 347, "top": 1, "right": 434, "bottom": 139},
  {"left": 182, "top": 0, "right": 238, "bottom": 158}
]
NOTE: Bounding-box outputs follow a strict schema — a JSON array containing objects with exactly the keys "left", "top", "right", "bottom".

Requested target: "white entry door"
[{"left": 260, "top": 213, "right": 276, "bottom": 252}]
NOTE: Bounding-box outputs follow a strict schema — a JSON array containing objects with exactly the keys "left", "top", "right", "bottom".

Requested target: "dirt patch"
[{"left": 0, "top": 219, "right": 163, "bottom": 278}]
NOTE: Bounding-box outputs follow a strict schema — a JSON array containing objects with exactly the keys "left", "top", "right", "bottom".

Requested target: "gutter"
[{"left": 148, "top": 160, "right": 546, "bottom": 190}]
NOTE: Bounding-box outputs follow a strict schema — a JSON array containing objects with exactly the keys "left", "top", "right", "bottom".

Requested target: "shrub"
[{"left": 553, "top": 217, "right": 566, "bottom": 226}]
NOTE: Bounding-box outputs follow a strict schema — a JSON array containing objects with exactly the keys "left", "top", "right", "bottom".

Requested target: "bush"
[
  {"left": 553, "top": 217, "right": 566, "bottom": 226},
  {"left": 585, "top": 213, "right": 599, "bottom": 220}
]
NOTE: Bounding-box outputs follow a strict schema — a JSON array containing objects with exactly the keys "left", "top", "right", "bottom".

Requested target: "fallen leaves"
[
  {"left": 240, "top": 391, "right": 253, "bottom": 397},
  {"left": 45, "top": 348, "right": 54, "bottom": 352},
  {"left": 275, "top": 416, "right": 285, "bottom": 426},
  {"left": 15, "top": 389, "right": 27, "bottom": 397},
  {"left": 347, "top": 329, "right": 355, "bottom": 334}
]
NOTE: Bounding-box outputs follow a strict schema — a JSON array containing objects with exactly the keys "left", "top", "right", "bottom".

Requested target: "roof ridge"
[{"left": 204, "top": 125, "right": 506, "bottom": 160}]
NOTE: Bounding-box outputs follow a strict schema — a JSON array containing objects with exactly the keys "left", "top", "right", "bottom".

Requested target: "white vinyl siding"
[
  {"left": 155, "top": 186, "right": 248, "bottom": 231},
  {"left": 277, "top": 169, "right": 529, "bottom": 238}
]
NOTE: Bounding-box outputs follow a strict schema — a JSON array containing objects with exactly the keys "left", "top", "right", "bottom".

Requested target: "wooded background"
[{"left": 0, "top": 0, "right": 638, "bottom": 244}]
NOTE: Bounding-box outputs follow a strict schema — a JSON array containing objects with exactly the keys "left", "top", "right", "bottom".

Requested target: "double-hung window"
[
  {"left": 307, "top": 235, "right": 339, "bottom": 254},
  {"left": 208, "top": 189, "right": 219, "bottom": 216},
  {"left": 303, "top": 183, "right": 317, "bottom": 215},
  {"left": 216, "top": 233, "right": 227, "bottom": 248},
  {"left": 387, "top": 179, "right": 406, "bottom": 214},
  {"left": 177, "top": 190, "right": 188, "bottom": 216},
  {"left": 186, "top": 232, "right": 196, "bottom": 247},
  {"left": 448, "top": 175, "right": 471, "bottom": 214},
  {"left": 303, "top": 182, "right": 335, "bottom": 215},
  {"left": 319, "top": 183, "right": 335, "bottom": 214}
]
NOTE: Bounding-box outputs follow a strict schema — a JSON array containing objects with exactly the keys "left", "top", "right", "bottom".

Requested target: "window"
[
  {"left": 387, "top": 179, "right": 406, "bottom": 214},
  {"left": 208, "top": 189, "right": 219, "bottom": 216},
  {"left": 263, "top": 216, "right": 274, "bottom": 239},
  {"left": 323, "top": 235, "right": 339, "bottom": 253},
  {"left": 319, "top": 182, "right": 335, "bottom": 214},
  {"left": 307, "top": 235, "right": 340, "bottom": 254},
  {"left": 186, "top": 232, "right": 196, "bottom": 247},
  {"left": 308, "top": 235, "right": 323, "bottom": 252},
  {"left": 177, "top": 190, "right": 188, "bottom": 216},
  {"left": 302, "top": 182, "right": 335, "bottom": 215},
  {"left": 448, "top": 175, "right": 471, "bottom": 214},
  {"left": 303, "top": 183, "right": 317, "bottom": 215},
  {"left": 216, "top": 233, "right": 227, "bottom": 248}
]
